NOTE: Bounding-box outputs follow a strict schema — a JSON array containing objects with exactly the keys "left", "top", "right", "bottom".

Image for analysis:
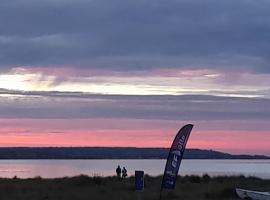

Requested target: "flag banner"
[{"left": 161, "top": 124, "right": 194, "bottom": 189}]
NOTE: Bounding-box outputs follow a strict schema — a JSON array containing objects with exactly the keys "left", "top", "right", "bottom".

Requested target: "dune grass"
[{"left": 0, "top": 175, "right": 269, "bottom": 200}]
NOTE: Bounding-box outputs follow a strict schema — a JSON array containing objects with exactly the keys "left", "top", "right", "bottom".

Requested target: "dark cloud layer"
[
  {"left": 1, "top": 89, "right": 270, "bottom": 121},
  {"left": 1, "top": 0, "right": 270, "bottom": 72}
]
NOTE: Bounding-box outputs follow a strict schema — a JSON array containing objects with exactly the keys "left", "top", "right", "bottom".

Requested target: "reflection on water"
[{"left": 0, "top": 159, "right": 269, "bottom": 179}]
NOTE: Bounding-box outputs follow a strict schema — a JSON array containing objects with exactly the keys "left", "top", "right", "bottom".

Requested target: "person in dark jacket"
[
  {"left": 122, "top": 167, "right": 127, "bottom": 179},
  {"left": 116, "top": 165, "right": 121, "bottom": 178}
]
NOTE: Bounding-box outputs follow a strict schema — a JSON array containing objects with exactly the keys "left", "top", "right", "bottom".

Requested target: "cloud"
[
  {"left": 1, "top": 0, "right": 270, "bottom": 72},
  {"left": 1, "top": 89, "right": 270, "bottom": 121}
]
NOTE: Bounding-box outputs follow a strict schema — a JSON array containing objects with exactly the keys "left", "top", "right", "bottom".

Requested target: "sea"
[{"left": 0, "top": 159, "right": 269, "bottom": 179}]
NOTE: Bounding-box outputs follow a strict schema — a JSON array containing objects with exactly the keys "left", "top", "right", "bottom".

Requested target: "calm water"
[{"left": 0, "top": 159, "right": 269, "bottom": 179}]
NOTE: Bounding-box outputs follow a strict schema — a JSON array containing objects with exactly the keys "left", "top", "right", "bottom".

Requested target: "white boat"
[{"left": 236, "top": 188, "right": 270, "bottom": 200}]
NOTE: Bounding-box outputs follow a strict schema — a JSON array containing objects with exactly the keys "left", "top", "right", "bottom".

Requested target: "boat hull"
[{"left": 236, "top": 188, "right": 270, "bottom": 200}]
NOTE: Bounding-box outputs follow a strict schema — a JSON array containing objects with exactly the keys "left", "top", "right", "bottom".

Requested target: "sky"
[{"left": 0, "top": 0, "right": 270, "bottom": 155}]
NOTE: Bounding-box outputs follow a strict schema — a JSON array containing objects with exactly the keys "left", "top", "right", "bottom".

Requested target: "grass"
[{"left": 0, "top": 175, "right": 269, "bottom": 200}]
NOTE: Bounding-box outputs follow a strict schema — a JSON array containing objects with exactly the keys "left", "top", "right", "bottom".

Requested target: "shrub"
[{"left": 189, "top": 175, "right": 201, "bottom": 183}]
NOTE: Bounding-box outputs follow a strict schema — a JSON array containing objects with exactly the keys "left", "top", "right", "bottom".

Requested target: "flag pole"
[{"left": 159, "top": 188, "right": 163, "bottom": 200}]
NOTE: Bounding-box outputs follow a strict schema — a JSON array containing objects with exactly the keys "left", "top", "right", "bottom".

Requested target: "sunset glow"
[{"left": 1, "top": 0, "right": 270, "bottom": 156}]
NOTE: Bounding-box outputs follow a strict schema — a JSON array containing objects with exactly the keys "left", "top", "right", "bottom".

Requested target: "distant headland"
[{"left": 0, "top": 147, "right": 268, "bottom": 159}]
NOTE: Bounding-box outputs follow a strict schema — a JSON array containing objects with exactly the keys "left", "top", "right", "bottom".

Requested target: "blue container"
[{"left": 135, "top": 170, "right": 144, "bottom": 191}]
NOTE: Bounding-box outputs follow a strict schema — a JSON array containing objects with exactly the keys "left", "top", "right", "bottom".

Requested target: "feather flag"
[{"left": 161, "top": 124, "right": 194, "bottom": 190}]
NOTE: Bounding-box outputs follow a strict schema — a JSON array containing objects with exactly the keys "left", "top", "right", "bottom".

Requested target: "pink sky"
[
  {"left": 0, "top": 118, "right": 269, "bottom": 156},
  {"left": 0, "top": 68, "right": 269, "bottom": 156}
]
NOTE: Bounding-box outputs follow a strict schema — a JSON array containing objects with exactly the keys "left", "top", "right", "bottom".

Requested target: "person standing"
[
  {"left": 122, "top": 167, "right": 127, "bottom": 179},
  {"left": 116, "top": 165, "right": 121, "bottom": 178}
]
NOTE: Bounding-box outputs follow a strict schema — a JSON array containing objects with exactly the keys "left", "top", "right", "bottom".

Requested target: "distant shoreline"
[
  {"left": 0, "top": 147, "right": 269, "bottom": 159},
  {"left": 0, "top": 158, "right": 270, "bottom": 160}
]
